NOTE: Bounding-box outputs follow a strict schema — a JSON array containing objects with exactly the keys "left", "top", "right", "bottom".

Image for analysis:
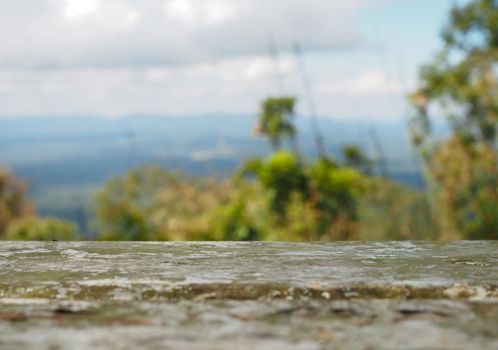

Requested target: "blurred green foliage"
[
  {"left": 342, "top": 145, "right": 373, "bottom": 175},
  {"left": 308, "top": 159, "right": 363, "bottom": 238},
  {"left": 241, "top": 151, "right": 308, "bottom": 220},
  {"left": 94, "top": 163, "right": 434, "bottom": 241},
  {"left": 410, "top": 0, "right": 498, "bottom": 239},
  {"left": 1, "top": 168, "right": 82, "bottom": 241},
  {"left": 96, "top": 165, "right": 234, "bottom": 241},
  {"left": 6, "top": 218, "right": 77, "bottom": 241},
  {"left": 94, "top": 96, "right": 435, "bottom": 241},
  {"left": 255, "top": 97, "right": 298, "bottom": 151},
  {"left": 0, "top": 168, "right": 32, "bottom": 237},
  {"left": 356, "top": 179, "right": 437, "bottom": 240},
  {"left": 95, "top": 166, "right": 171, "bottom": 241}
]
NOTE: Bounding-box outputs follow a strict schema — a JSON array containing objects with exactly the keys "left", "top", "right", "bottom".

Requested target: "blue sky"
[
  {"left": 361, "top": 0, "right": 453, "bottom": 67},
  {"left": 0, "top": 0, "right": 458, "bottom": 120},
  {"left": 290, "top": 0, "right": 457, "bottom": 120}
]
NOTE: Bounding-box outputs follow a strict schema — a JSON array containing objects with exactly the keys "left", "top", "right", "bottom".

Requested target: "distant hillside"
[{"left": 0, "top": 114, "right": 432, "bottom": 236}]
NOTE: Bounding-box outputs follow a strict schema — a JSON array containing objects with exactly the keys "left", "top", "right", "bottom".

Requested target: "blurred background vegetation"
[{"left": 0, "top": 0, "right": 496, "bottom": 241}]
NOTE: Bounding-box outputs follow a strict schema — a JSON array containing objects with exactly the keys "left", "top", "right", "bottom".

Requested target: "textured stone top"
[{"left": 1, "top": 241, "right": 497, "bottom": 349}]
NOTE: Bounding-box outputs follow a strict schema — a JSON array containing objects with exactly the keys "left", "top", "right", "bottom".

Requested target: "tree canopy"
[
  {"left": 255, "top": 97, "right": 298, "bottom": 151},
  {"left": 410, "top": 0, "right": 498, "bottom": 239},
  {"left": 410, "top": 0, "right": 498, "bottom": 147}
]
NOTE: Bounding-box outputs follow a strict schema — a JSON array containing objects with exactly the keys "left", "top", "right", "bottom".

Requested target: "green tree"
[
  {"left": 342, "top": 145, "right": 372, "bottom": 175},
  {"left": 308, "top": 158, "right": 364, "bottom": 238},
  {"left": 95, "top": 165, "right": 233, "bottom": 241},
  {"left": 240, "top": 151, "right": 308, "bottom": 220},
  {"left": 255, "top": 97, "right": 298, "bottom": 151},
  {"left": 239, "top": 95, "right": 369, "bottom": 239},
  {"left": 410, "top": 0, "right": 498, "bottom": 239},
  {"left": 245, "top": 97, "right": 308, "bottom": 220},
  {"left": 410, "top": 0, "right": 497, "bottom": 147},
  {"left": 95, "top": 165, "right": 174, "bottom": 241}
]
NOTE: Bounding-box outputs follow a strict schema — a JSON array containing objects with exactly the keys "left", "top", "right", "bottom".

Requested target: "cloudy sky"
[{"left": 0, "top": 0, "right": 457, "bottom": 120}]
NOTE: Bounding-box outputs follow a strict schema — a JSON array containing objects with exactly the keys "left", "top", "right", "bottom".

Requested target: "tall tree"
[
  {"left": 410, "top": 0, "right": 498, "bottom": 239},
  {"left": 255, "top": 97, "right": 298, "bottom": 151},
  {"left": 410, "top": 0, "right": 497, "bottom": 147}
]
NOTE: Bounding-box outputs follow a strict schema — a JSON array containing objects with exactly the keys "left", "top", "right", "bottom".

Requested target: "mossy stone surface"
[{"left": 1, "top": 241, "right": 497, "bottom": 349}]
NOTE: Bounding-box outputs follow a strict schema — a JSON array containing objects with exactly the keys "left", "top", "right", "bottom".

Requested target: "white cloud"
[
  {"left": 0, "top": 0, "right": 382, "bottom": 68},
  {"left": 0, "top": 59, "right": 413, "bottom": 120},
  {"left": 318, "top": 70, "right": 406, "bottom": 96},
  {"left": 0, "top": 55, "right": 296, "bottom": 117},
  {"left": 0, "top": 0, "right": 414, "bottom": 120},
  {"left": 65, "top": 0, "right": 99, "bottom": 17}
]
